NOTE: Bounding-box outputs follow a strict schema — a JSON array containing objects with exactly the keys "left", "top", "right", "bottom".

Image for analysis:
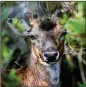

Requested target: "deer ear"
[
  {"left": 24, "top": 12, "right": 38, "bottom": 23},
  {"left": 24, "top": 12, "right": 33, "bottom": 23},
  {"left": 24, "top": 12, "right": 40, "bottom": 27}
]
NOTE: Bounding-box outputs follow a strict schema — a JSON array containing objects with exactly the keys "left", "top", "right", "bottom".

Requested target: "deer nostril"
[
  {"left": 54, "top": 53, "right": 58, "bottom": 57},
  {"left": 44, "top": 53, "right": 49, "bottom": 58},
  {"left": 44, "top": 52, "right": 58, "bottom": 58}
]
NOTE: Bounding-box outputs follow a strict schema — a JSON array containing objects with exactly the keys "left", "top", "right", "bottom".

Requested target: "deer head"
[{"left": 24, "top": 12, "right": 67, "bottom": 66}]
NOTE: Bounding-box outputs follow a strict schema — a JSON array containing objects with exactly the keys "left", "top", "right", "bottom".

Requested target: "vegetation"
[{"left": 1, "top": 1, "right": 86, "bottom": 87}]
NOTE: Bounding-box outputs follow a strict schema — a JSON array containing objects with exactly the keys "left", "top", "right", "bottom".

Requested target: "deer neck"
[
  {"left": 28, "top": 45, "right": 60, "bottom": 85},
  {"left": 46, "top": 63, "right": 60, "bottom": 85}
]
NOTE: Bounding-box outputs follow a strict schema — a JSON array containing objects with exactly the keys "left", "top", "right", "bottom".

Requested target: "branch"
[{"left": 78, "top": 48, "right": 86, "bottom": 83}]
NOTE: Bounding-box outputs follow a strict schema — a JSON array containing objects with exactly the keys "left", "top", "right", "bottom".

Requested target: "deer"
[
  {"left": 2, "top": 2, "right": 85, "bottom": 87},
  {"left": 15, "top": 12, "right": 67, "bottom": 87}
]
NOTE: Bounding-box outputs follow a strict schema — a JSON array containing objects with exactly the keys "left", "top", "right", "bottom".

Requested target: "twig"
[
  {"left": 82, "top": 59, "right": 86, "bottom": 65},
  {"left": 78, "top": 48, "right": 86, "bottom": 83}
]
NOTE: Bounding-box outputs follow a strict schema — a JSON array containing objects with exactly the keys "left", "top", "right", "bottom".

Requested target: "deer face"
[{"left": 25, "top": 13, "right": 67, "bottom": 66}]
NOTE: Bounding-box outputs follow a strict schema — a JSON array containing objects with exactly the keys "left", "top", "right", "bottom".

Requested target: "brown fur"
[
  {"left": 16, "top": 45, "right": 51, "bottom": 87},
  {"left": 16, "top": 18, "right": 63, "bottom": 87}
]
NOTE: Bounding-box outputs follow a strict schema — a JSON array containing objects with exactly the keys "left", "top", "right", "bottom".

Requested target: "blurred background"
[{"left": 1, "top": 1, "right": 86, "bottom": 87}]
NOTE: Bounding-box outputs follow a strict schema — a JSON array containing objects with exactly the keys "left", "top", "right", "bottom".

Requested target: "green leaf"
[{"left": 4, "top": 69, "right": 21, "bottom": 87}]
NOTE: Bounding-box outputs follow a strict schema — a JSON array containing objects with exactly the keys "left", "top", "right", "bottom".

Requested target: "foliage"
[
  {"left": 77, "top": 83, "right": 86, "bottom": 87},
  {"left": 1, "top": 29, "right": 19, "bottom": 87},
  {"left": 1, "top": 2, "right": 17, "bottom": 24},
  {"left": 2, "top": 69, "right": 21, "bottom": 87},
  {"left": 1, "top": 29, "right": 14, "bottom": 64},
  {"left": 61, "top": 2, "right": 86, "bottom": 48},
  {"left": 60, "top": 2, "right": 86, "bottom": 86}
]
